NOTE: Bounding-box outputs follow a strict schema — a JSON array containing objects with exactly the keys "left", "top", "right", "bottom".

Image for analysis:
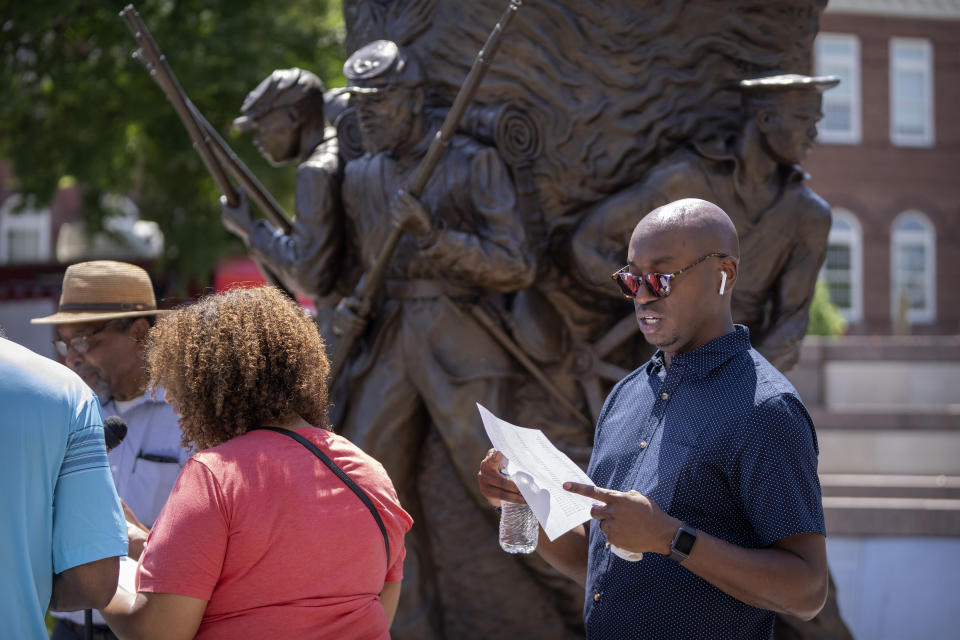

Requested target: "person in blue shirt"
[
  {"left": 0, "top": 335, "right": 128, "bottom": 640},
  {"left": 479, "top": 198, "right": 828, "bottom": 639}
]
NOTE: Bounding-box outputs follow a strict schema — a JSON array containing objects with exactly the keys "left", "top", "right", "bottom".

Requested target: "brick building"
[{"left": 806, "top": 0, "right": 960, "bottom": 336}]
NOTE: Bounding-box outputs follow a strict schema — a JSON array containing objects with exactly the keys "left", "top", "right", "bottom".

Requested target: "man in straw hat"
[{"left": 33, "top": 260, "right": 190, "bottom": 640}]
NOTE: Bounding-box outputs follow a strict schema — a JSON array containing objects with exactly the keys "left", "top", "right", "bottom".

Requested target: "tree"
[
  {"left": 0, "top": 0, "right": 345, "bottom": 284},
  {"left": 807, "top": 279, "right": 848, "bottom": 337}
]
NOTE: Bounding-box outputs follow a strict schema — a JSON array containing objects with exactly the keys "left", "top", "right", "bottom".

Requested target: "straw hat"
[{"left": 31, "top": 260, "right": 171, "bottom": 325}]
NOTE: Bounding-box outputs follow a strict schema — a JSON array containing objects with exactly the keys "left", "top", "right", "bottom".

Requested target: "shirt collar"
[
  {"left": 104, "top": 385, "right": 167, "bottom": 413},
  {"left": 648, "top": 325, "right": 752, "bottom": 379}
]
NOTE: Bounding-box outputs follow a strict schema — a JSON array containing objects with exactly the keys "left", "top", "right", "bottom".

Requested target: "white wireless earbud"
[{"left": 719, "top": 271, "right": 727, "bottom": 296}]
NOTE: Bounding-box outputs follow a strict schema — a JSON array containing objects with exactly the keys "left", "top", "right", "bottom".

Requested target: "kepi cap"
[
  {"left": 340, "top": 40, "right": 422, "bottom": 95},
  {"left": 233, "top": 67, "right": 326, "bottom": 132},
  {"left": 31, "top": 260, "right": 170, "bottom": 325}
]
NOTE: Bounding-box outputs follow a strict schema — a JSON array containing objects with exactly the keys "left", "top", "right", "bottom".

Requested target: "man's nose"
[
  {"left": 633, "top": 285, "right": 661, "bottom": 306},
  {"left": 66, "top": 347, "right": 86, "bottom": 368}
]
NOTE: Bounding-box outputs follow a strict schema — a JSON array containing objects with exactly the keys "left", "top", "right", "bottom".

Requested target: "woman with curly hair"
[{"left": 100, "top": 286, "right": 412, "bottom": 639}]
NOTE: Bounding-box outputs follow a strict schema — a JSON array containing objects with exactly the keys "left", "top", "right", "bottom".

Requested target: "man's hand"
[
  {"left": 390, "top": 189, "right": 436, "bottom": 244},
  {"left": 220, "top": 189, "right": 253, "bottom": 243},
  {"left": 563, "top": 482, "right": 680, "bottom": 556},
  {"left": 122, "top": 500, "right": 149, "bottom": 561},
  {"left": 331, "top": 296, "right": 367, "bottom": 338},
  {"left": 477, "top": 449, "right": 525, "bottom": 508}
]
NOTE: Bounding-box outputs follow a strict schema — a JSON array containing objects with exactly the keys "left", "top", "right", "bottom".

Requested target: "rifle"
[
  {"left": 328, "top": 0, "right": 522, "bottom": 382},
  {"left": 119, "top": 5, "right": 295, "bottom": 292}
]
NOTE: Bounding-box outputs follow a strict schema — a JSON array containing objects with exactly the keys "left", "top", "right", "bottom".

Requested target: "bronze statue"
[
  {"left": 570, "top": 74, "right": 839, "bottom": 371},
  {"left": 221, "top": 68, "right": 354, "bottom": 305},
  {"left": 205, "top": 1, "right": 852, "bottom": 637},
  {"left": 329, "top": 39, "right": 539, "bottom": 639}
]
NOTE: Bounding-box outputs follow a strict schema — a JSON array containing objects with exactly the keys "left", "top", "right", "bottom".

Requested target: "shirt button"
[
  {"left": 594, "top": 593, "right": 601, "bottom": 602},
  {"left": 661, "top": 392, "right": 669, "bottom": 400},
  {"left": 605, "top": 541, "right": 611, "bottom": 549},
  {"left": 640, "top": 441, "right": 647, "bottom": 449}
]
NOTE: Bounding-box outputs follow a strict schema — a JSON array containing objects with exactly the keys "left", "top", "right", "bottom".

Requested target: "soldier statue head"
[
  {"left": 233, "top": 67, "right": 327, "bottom": 167},
  {"left": 737, "top": 73, "right": 839, "bottom": 167},
  {"left": 343, "top": 40, "right": 426, "bottom": 156}
]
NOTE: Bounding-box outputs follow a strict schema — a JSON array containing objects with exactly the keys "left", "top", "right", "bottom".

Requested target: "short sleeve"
[
  {"left": 734, "top": 394, "right": 826, "bottom": 546},
  {"left": 136, "top": 459, "right": 227, "bottom": 600},
  {"left": 385, "top": 542, "right": 406, "bottom": 583},
  {"left": 52, "top": 395, "right": 127, "bottom": 573}
]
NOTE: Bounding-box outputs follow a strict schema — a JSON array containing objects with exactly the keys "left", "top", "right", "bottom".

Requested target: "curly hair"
[{"left": 146, "top": 286, "right": 330, "bottom": 451}]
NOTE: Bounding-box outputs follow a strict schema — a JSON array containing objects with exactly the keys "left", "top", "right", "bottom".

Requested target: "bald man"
[{"left": 479, "top": 199, "right": 828, "bottom": 639}]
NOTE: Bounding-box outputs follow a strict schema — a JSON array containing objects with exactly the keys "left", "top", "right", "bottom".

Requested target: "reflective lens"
[
  {"left": 612, "top": 268, "right": 672, "bottom": 300},
  {"left": 51, "top": 318, "right": 127, "bottom": 358},
  {"left": 53, "top": 336, "right": 90, "bottom": 357}
]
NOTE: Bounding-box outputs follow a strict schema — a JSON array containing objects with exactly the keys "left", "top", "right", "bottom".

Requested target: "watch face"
[{"left": 674, "top": 529, "right": 696, "bottom": 555}]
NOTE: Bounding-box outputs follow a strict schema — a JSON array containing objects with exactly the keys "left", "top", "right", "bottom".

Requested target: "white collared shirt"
[{"left": 104, "top": 386, "right": 191, "bottom": 527}]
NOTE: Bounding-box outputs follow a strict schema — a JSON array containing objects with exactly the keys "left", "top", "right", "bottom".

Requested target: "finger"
[
  {"left": 477, "top": 472, "right": 524, "bottom": 506},
  {"left": 479, "top": 450, "right": 504, "bottom": 473},
  {"left": 479, "top": 464, "right": 519, "bottom": 492},
  {"left": 590, "top": 503, "right": 611, "bottom": 520},
  {"left": 563, "top": 482, "right": 614, "bottom": 503}
]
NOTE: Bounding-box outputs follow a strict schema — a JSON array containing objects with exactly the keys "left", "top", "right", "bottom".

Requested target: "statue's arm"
[
  {"left": 569, "top": 184, "right": 671, "bottom": 297},
  {"left": 755, "top": 201, "right": 832, "bottom": 372},
  {"left": 569, "top": 160, "right": 697, "bottom": 298},
  {"left": 248, "top": 158, "right": 346, "bottom": 299},
  {"left": 420, "top": 147, "right": 534, "bottom": 292}
]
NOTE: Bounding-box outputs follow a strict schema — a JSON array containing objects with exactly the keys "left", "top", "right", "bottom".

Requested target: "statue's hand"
[
  {"left": 390, "top": 189, "right": 435, "bottom": 242},
  {"left": 332, "top": 296, "right": 367, "bottom": 338},
  {"left": 220, "top": 189, "right": 252, "bottom": 242}
]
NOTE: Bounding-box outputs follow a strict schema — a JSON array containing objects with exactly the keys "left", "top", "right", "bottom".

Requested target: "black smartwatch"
[{"left": 667, "top": 523, "right": 697, "bottom": 563}]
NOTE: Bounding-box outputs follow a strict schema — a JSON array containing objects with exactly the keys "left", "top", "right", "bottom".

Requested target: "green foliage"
[
  {"left": 807, "top": 278, "right": 848, "bottom": 337},
  {"left": 0, "top": 0, "right": 345, "bottom": 285}
]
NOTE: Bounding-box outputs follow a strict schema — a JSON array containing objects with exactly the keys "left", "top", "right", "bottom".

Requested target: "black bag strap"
[{"left": 253, "top": 427, "right": 390, "bottom": 564}]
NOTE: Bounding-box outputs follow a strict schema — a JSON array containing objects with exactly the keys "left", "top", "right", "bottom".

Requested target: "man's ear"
[
  {"left": 719, "top": 256, "right": 739, "bottom": 293},
  {"left": 754, "top": 108, "right": 774, "bottom": 134},
  {"left": 131, "top": 317, "right": 151, "bottom": 343}
]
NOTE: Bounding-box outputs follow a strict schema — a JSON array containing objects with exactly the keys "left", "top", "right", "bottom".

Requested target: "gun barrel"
[{"left": 191, "top": 103, "right": 293, "bottom": 234}]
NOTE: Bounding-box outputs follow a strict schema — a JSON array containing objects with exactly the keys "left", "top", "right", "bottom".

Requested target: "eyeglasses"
[
  {"left": 611, "top": 252, "right": 731, "bottom": 300},
  {"left": 53, "top": 319, "right": 128, "bottom": 357}
]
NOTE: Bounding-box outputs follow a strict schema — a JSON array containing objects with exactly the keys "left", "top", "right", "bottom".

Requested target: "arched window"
[
  {"left": 891, "top": 211, "right": 936, "bottom": 324},
  {"left": 822, "top": 209, "right": 863, "bottom": 322}
]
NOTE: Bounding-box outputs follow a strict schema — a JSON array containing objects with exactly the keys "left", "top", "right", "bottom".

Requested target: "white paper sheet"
[
  {"left": 118, "top": 555, "right": 138, "bottom": 593},
  {"left": 477, "top": 403, "right": 597, "bottom": 541}
]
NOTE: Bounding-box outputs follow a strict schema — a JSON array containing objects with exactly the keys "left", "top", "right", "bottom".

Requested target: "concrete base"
[{"left": 828, "top": 536, "right": 960, "bottom": 640}]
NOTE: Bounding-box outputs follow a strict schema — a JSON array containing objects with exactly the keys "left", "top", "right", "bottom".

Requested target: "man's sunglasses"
[
  {"left": 611, "top": 252, "right": 731, "bottom": 300},
  {"left": 53, "top": 318, "right": 129, "bottom": 358}
]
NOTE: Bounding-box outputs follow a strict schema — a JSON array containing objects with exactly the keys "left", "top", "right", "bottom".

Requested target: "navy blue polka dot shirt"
[{"left": 584, "top": 325, "right": 825, "bottom": 639}]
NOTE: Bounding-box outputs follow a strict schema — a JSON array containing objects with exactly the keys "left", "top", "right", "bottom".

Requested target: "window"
[
  {"left": 0, "top": 195, "right": 51, "bottom": 264},
  {"left": 821, "top": 210, "right": 862, "bottom": 322},
  {"left": 890, "top": 38, "right": 934, "bottom": 147},
  {"left": 815, "top": 33, "right": 861, "bottom": 144},
  {"left": 891, "top": 211, "right": 936, "bottom": 324}
]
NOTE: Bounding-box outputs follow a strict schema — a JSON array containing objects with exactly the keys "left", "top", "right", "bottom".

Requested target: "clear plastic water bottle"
[{"left": 499, "top": 501, "right": 539, "bottom": 554}]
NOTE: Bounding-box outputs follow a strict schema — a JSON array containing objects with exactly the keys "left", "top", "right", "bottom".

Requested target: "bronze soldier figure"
[
  {"left": 571, "top": 74, "right": 839, "bottom": 372},
  {"left": 331, "top": 40, "right": 536, "bottom": 639},
  {"left": 221, "top": 68, "right": 352, "bottom": 303}
]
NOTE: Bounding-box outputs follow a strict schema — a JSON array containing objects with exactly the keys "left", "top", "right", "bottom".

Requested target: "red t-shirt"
[{"left": 137, "top": 427, "right": 412, "bottom": 639}]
